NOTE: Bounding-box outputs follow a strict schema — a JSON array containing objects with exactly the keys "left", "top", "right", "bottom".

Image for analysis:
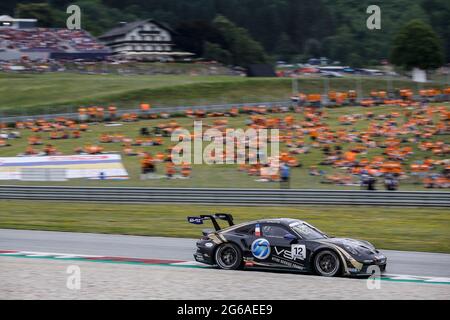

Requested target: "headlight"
[{"left": 344, "top": 245, "right": 360, "bottom": 255}]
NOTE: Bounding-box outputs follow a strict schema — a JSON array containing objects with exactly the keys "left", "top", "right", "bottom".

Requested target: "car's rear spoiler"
[{"left": 187, "top": 213, "right": 234, "bottom": 231}]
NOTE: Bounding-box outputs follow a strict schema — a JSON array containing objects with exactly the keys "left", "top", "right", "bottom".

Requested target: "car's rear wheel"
[
  {"left": 215, "top": 243, "right": 243, "bottom": 270},
  {"left": 314, "top": 250, "right": 341, "bottom": 277}
]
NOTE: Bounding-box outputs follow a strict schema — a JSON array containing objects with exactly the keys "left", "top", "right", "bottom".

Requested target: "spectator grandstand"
[{"left": 0, "top": 26, "right": 110, "bottom": 61}]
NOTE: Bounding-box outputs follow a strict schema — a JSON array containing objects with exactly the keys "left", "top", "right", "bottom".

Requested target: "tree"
[
  {"left": 390, "top": 20, "right": 444, "bottom": 73},
  {"left": 303, "top": 38, "right": 322, "bottom": 58},
  {"left": 174, "top": 20, "right": 225, "bottom": 56},
  {"left": 4, "top": 0, "right": 448, "bottom": 67},
  {"left": 348, "top": 53, "right": 364, "bottom": 68},
  {"left": 203, "top": 42, "right": 231, "bottom": 64},
  {"left": 323, "top": 26, "right": 355, "bottom": 64},
  {"left": 70, "top": 0, "right": 138, "bottom": 36},
  {"left": 274, "top": 33, "right": 296, "bottom": 61},
  {"left": 422, "top": 0, "right": 450, "bottom": 61},
  {"left": 15, "top": 3, "right": 62, "bottom": 28},
  {"left": 212, "top": 15, "right": 268, "bottom": 67}
]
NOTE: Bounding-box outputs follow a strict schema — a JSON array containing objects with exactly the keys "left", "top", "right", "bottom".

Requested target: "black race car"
[{"left": 188, "top": 213, "right": 387, "bottom": 277}]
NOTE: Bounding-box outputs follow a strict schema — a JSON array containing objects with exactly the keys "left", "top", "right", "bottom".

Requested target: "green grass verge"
[
  {"left": 0, "top": 72, "right": 444, "bottom": 116},
  {"left": 0, "top": 200, "right": 449, "bottom": 253}
]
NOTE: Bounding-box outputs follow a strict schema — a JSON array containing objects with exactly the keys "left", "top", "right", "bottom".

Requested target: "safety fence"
[{"left": 0, "top": 185, "right": 448, "bottom": 207}]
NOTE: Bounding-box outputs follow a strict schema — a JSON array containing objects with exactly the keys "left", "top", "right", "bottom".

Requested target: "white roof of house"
[
  {"left": 0, "top": 15, "right": 13, "bottom": 21},
  {"left": 0, "top": 15, "right": 37, "bottom": 22}
]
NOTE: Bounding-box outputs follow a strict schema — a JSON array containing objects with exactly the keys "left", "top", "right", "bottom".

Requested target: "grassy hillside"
[
  {"left": 1, "top": 104, "right": 448, "bottom": 190},
  {"left": 0, "top": 72, "right": 444, "bottom": 116}
]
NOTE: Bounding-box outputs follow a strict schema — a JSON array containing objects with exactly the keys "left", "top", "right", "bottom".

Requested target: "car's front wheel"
[
  {"left": 314, "top": 250, "right": 341, "bottom": 277},
  {"left": 215, "top": 243, "right": 243, "bottom": 270}
]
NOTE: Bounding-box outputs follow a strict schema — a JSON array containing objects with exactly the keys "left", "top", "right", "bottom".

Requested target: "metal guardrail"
[
  {"left": 3, "top": 95, "right": 448, "bottom": 123},
  {"left": 0, "top": 185, "right": 448, "bottom": 207},
  {"left": 0, "top": 101, "right": 292, "bottom": 123}
]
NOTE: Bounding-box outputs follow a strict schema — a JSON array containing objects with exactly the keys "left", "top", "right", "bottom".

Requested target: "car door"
[
  {"left": 230, "top": 223, "right": 257, "bottom": 260},
  {"left": 239, "top": 223, "right": 279, "bottom": 265},
  {"left": 261, "top": 223, "right": 308, "bottom": 271}
]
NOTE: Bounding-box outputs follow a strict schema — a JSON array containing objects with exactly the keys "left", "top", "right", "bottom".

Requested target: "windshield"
[{"left": 290, "top": 222, "right": 327, "bottom": 240}]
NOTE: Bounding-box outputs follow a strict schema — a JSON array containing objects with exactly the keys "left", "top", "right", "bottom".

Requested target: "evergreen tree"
[
  {"left": 15, "top": 3, "right": 62, "bottom": 28},
  {"left": 203, "top": 42, "right": 232, "bottom": 64},
  {"left": 390, "top": 19, "right": 444, "bottom": 70},
  {"left": 212, "top": 15, "right": 268, "bottom": 66},
  {"left": 275, "top": 33, "right": 296, "bottom": 61},
  {"left": 4, "top": 0, "right": 448, "bottom": 65}
]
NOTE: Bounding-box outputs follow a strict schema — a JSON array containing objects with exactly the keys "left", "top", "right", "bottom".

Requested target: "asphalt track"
[
  {"left": 1, "top": 228, "right": 449, "bottom": 278},
  {"left": 1, "top": 229, "right": 450, "bottom": 299}
]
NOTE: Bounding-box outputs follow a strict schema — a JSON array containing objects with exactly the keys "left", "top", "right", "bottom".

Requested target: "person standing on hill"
[{"left": 280, "top": 162, "right": 290, "bottom": 189}]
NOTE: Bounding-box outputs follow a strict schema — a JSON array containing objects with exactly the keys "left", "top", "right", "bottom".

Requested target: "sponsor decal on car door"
[{"left": 272, "top": 244, "right": 307, "bottom": 270}]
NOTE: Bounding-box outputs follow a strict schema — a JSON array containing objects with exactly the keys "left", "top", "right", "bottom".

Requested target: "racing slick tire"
[
  {"left": 314, "top": 250, "right": 341, "bottom": 277},
  {"left": 214, "top": 243, "right": 243, "bottom": 270}
]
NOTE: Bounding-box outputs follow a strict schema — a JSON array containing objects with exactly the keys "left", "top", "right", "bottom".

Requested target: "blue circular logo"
[{"left": 251, "top": 238, "right": 271, "bottom": 259}]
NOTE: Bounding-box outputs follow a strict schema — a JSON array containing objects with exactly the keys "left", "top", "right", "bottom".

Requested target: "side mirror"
[{"left": 284, "top": 233, "right": 297, "bottom": 241}]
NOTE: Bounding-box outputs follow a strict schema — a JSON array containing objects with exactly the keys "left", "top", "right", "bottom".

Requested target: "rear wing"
[{"left": 187, "top": 213, "right": 234, "bottom": 231}]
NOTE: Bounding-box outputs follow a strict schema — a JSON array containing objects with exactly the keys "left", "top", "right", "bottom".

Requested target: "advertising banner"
[{"left": 0, "top": 154, "right": 128, "bottom": 180}]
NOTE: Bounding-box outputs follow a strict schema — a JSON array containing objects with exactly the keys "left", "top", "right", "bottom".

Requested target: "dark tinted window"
[
  {"left": 234, "top": 224, "right": 254, "bottom": 235},
  {"left": 262, "top": 225, "right": 289, "bottom": 238},
  {"left": 290, "top": 222, "right": 327, "bottom": 240}
]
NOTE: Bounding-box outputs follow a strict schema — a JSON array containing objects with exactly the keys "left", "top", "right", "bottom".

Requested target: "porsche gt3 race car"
[{"left": 188, "top": 214, "right": 387, "bottom": 277}]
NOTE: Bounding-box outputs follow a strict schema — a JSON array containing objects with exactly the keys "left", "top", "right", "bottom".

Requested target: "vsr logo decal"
[{"left": 274, "top": 244, "right": 306, "bottom": 260}]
